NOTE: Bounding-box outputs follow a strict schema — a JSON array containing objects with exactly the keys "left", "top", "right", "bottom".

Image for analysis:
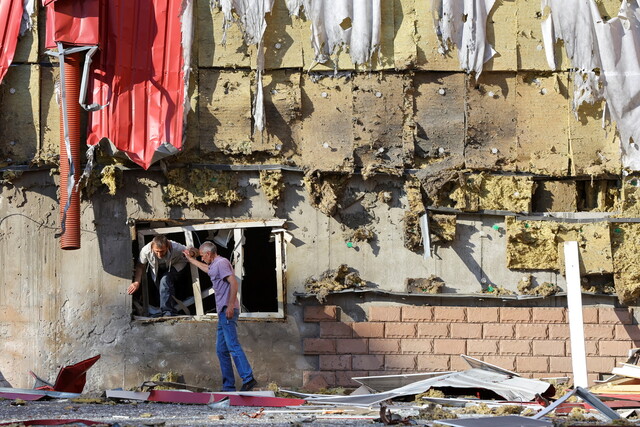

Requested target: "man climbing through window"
[
  {"left": 183, "top": 241, "right": 257, "bottom": 392},
  {"left": 128, "top": 234, "right": 189, "bottom": 317}
]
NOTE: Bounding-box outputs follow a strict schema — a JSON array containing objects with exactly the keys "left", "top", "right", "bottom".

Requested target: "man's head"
[
  {"left": 199, "top": 241, "right": 218, "bottom": 264},
  {"left": 151, "top": 235, "right": 170, "bottom": 259}
]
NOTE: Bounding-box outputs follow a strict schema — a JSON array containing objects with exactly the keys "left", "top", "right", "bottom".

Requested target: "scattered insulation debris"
[
  {"left": 304, "top": 264, "right": 365, "bottom": 303},
  {"left": 482, "top": 285, "right": 514, "bottom": 296},
  {"left": 163, "top": 169, "right": 242, "bottom": 208},
  {"left": 259, "top": 170, "right": 285, "bottom": 204},
  {"left": 517, "top": 274, "right": 561, "bottom": 297},
  {"left": 406, "top": 276, "right": 445, "bottom": 294},
  {"left": 403, "top": 176, "right": 425, "bottom": 252},
  {"left": 429, "top": 213, "right": 456, "bottom": 243},
  {"left": 418, "top": 403, "right": 458, "bottom": 420},
  {"left": 304, "top": 172, "right": 349, "bottom": 217},
  {"left": 100, "top": 165, "right": 122, "bottom": 196},
  {"left": 344, "top": 225, "right": 375, "bottom": 243}
]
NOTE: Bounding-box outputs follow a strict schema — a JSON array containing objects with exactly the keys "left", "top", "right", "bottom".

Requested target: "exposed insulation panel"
[
  {"left": 352, "top": 73, "right": 407, "bottom": 177},
  {"left": 611, "top": 223, "right": 640, "bottom": 305},
  {"left": 569, "top": 100, "right": 621, "bottom": 176},
  {"left": 373, "top": 0, "right": 396, "bottom": 70},
  {"left": 36, "top": 66, "right": 59, "bottom": 164},
  {"left": 619, "top": 176, "right": 640, "bottom": 218},
  {"left": 532, "top": 181, "right": 578, "bottom": 212},
  {"left": 297, "top": 74, "right": 354, "bottom": 172},
  {"left": 197, "top": 0, "right": 252, "bottom": 68},
  {"left": 506, "top": 217, "right": 613, "bottom": 274},
  {"left": 413, "top": 72, "right": 465, "bottom": 172},
  {"left": 515, "top": 73, "right": 569, "bottom": 175},
  {"left": 262, "top": 0, "right": 304, "bottom": 69},
  {"left": 199, "top": 70, "right": 253, "bottom": 154},
  {"left": 393, "top": 0, "right": 417, "bottom": 69},
  {"left": 259, "top": 70, "right": 301, "bottom": 153},
  {"left": 163, "top": 169, "right": 242, "bottom": 208},
  {"left": 437, "top": 174, "right": 534, "bottom": 212},
  {"left": 12, "top": 3, "right": 37, "bottom": 64},
  {"left": 415, "top": 0, "right": 460, "bottom": 71},
  {"left": 516, "top": 0, "right": 566, "bottom": 70},
  {"left": 0, "top": 64, "right": 39, "bottom": 164},
  {"left": 465, "top": 72, "right": 518, "bottom": 171},
  {"left": 482, "top": 0, "right": 517, "bottom": 72}
]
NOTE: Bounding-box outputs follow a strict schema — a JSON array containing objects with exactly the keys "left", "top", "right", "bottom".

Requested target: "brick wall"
[{"left": 302, "top": 305, "right": 639, "bottom": 389}]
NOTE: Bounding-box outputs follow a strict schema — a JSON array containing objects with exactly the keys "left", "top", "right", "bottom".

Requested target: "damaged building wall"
[{"left": 1, "top": 0, "right": 640, "bottom": 391}]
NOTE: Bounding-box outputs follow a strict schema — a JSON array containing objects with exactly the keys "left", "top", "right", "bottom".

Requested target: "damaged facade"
[{"left": 2, "top": 0, "right": 640, "bottom": 392}]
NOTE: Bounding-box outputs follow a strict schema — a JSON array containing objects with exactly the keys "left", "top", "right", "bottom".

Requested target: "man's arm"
[
  {"left": 128, "top": 262, "right": 146, "bottom": 294},
  {"left": 225, "top": 274, "right": 239, "bottom": 319},
  {"left": 183, "top": 250, "right": 210, "bottom": 274}
]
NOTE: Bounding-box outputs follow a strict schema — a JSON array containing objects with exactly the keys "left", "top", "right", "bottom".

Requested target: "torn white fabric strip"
[
  {"left": 20, "top": 0, "right": 34, "bottom": 35},
  {"left": 180, "top": 0, "right": 194, "bottom": 140}
]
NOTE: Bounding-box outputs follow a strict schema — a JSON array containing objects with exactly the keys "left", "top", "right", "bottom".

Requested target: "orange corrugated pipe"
[{"left": 59, "top": 52, "right": 81, "bottom": 250}]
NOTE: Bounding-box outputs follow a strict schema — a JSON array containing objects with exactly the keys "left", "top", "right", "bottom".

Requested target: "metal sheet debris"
[
  {"left": 532, "top": 386, "right": 621, "bottom": 421},
  {"left": 0, "top": 387, "right": 80, "bottom": 399},
  {"left": 31, "top": 355, "right": 101, "bottom": 393},
  {"left": 438, "top": 415, "right": 553, "bottom": 427},
  {"left": 352, "top": 372, "right": 453, "bottom": 392}
]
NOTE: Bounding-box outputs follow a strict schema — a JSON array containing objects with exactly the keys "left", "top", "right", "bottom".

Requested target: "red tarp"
[
  {"left": 86, "top": 0, "right": 189, "bottom": 169},
  {"left": 0, "top": 0, "right": 24, "bottom": 83}
]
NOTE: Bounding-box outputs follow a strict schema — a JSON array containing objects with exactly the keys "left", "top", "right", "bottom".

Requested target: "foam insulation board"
[
  {"left": 465, "top": 72, "right": 518, "bottom": 171},
  {"left": 532, "top": 181, "right": 579, "bottom": 212},
  {"left": 515, "top": 73, "right": 569, "bottom": 175},
  {"left": 197, "top": 0, "right": 253, "bottom": 68},
  {"left": 393, "top": 0, "right": 417, "bottom": 69},
  {"left": 0, "top": 64, "right": 39, "bottom": 164},
  {"left": 163, "top": 169, "right": 242, "bottom": 208},
  {"left": 611, "top": 223, "right": 640, "bottom": 305},
  {"left": 12, "top": 4, "right": 37, "bottom": 64},
  {"left": 259, "top": 70, "right": 301, "bottom": 154},
  {"left": 482, "top": 0, "right": 517, "bottom": 72},
  {"left": 183, "top": 69, "right": 200, "bottom": 153},
  {"left": 36, "top": 66, "right": 59, "bottom": 164},
  {"left": 619, "top": 176, "right": 640, "bottom": 217},
  {"left": 506, "top": 217, "right": 613, "bottom": 274},
  {"left": 516, "top": 0, "right": 567, "bottom": 70},
  {"left": 262, "top": 0, "right": 304, "bottom": 69},
  {"left": 415, "top": 0, "right": 460, "bottom": 71},
  {"left": 199, "top": 70, "right": 253, "bottom": 154},
  {"left": 429, "top": 213, "right": 457, "bottom": 243},
  {"left": 568, "top": 100, "right": 621, "bottom": 176},
  {"left": 413, "top": 72, "right": 465, "bottom": 172},
  {"left": 352, "top": 73, "right": 407, "bottom": 178},
  {"left": 435, "top": 174, "right": 534, "bottom": 212},
  {"left": 297, "top": 74, "right": 354, "bottom": 172}
]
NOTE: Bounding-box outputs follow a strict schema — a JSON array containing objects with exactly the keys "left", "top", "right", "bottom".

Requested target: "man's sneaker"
[{"left": 240, "top": 378, "right": 257, "bottom": 391}]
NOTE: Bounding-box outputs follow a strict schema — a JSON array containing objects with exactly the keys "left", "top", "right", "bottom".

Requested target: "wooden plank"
[
  {"left": 184, "top": 231, "right": 204, "bottom": 316},
  {"left": 274, "top": 232, "right": 284, "bottom": 318},
  {"left": 138, "top": 220, "right": 286, "bottom": 236},
  {"left": 565, "top": 241, "right": 588, "bottom": 388},
  {"left": 137, "top": 232, "right": 150, "bottom": 315},
  {"left": 233, "top": 228, "right": 244, "bottom": 313}
]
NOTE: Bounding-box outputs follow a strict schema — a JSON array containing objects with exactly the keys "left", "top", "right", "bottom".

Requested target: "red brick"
[
  {"left": 369, "top": 306, "right": 402, "bottom": 321},
  {"left": 320, "top": 322, "right": 353, "bottom": 338},
  {"left": 402, "top": 306, "right": 434, "bottom": 321},
  {"left": 319, "top": 355, "right": 351, "bottom": 371},
  {"left": 336, "top": 338, "right": 368, "bottom": 354},
  {"left": 482, "top": 356, "right": 516, "bottom": 371},
  {"left": 433, "top": 307, "right": 466, "bottom": 322},
  {"left": 615, "top": 325, "right": 640, "bottom": 341},
  {"left": 450, "top": 323, "right": 482, "bottom": 339},
  {"left": 483, "top": 323, "right": 515, "bottom": 339},
  {"left": 467, "top": 339, "right": 498, "bottom": 355},
  {"left": 385, "top": 322, "right": 417, "bottom": 338},
  {"left": 352, "top": 322, "right": 384, "bottom": 338},
  {"left": 352, "top": 355, "right": 384, "bottom": 371},
  {"left": 599, "top": 307, "right": 634, "bottom": 325},
  {"left": 466, "top": 307, "right": 499, "bottom": 323},
  {"left": 586, "top": 356, "right": 616, "bottom": 372},
  {"left": 433, "top": 339, "right": 466, "bottom": 355},
  {"left": 417, "top": 355, "right": 451, "bottom": 371},
  {"left": 303, "top": 338, "right": 336, "bottom": 354},
  {"left": 500, "top": 307, "right": 531, "bottom": 322},
  {"left": 417, "top": 323, "right": 450, "bottom": 338},
  {"left": 304, "top": 305, "right": 339, "bottom": 322},
  {"left": 582, "top": 307, "right": 598, "bottom": 323},
  {"left": 400, "top": 339, "right": 433, "bottom": 354},
  {"left": 499, "top": 340, "right": 531, "bottom": 355},
  {"left": 549, "top": 324, "right": 569, "bottom": 339},
  {"left": 303, "top": 371, "right": 335, "bottom": 389},
  {"left": 584, "top": 324, "right": 614, "bottom": 340},
  {"left": 533, "top": 340, "right": 565, "bottom": 356},
  {"left": 598, "top": 340, "right": 633, "bottom": 357},
  {"left": 385, "top": 355, "right": 417, "bottom": 370},
  {"left": 549, "top": 357, "right": 573, "bottom": 373},
  {"left": 515, "top": 324, "right": 548, "bottom": 339},
  {"left": 516, "top": 356, "right": 549, "bottom": 373},
  {"left": 369, "top": 339, "right": 400, "bottom": 354},
  {"left": 335, "top": 371, "right": 368, "bottom": 387},
  {"left": 532, "top": 307, "right": 566, "bottom": 323}
]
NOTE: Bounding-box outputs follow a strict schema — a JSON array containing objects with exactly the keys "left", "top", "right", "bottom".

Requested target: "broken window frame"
[{"left": 136, "top": 219, "right": 287, "bottom": 319}]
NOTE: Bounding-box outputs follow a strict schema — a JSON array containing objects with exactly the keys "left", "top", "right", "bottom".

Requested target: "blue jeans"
[
  {"left": 153, "top": 266, "right": 182, "bottom": 315},
  {"left": 217, "top": 308, "right": 254, "bottom": 391}
]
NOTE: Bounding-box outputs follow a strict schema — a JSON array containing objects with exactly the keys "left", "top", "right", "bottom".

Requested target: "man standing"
[
  {"left": 128, "top": 234, "right": 188, "bottom": 317},
  {"left": 184, "top": 241, "right": 257, "bottom": 392}
]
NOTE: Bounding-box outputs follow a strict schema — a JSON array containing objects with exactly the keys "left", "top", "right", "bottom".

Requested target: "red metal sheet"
[
  {"left": 148, "top": 389, "right": 215, "bottom": 404},
  {"left": 50, "top": 355, "right": 101, "bottom": 393},
  {"left": 87, "top": 0, "right": 189, "bottom": 169},
  {"left": 0, "top": 0, "right": 23, "bottom": 84},
  {"left": 0, "top": 420, "right": 102, "bottom": 426},
  {"left": 228, "top": 395, "right": 306, "bottom": 407},
  {"left": 0, "top": 391, "right": 46, "bottom": 401},
  {"left": 43, "top": 0, "right": 101, "bottom": 49}
]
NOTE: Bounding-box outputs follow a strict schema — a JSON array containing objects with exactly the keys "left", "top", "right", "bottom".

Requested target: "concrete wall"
[{"left": 1, "top": 0, "right": 639, "bottom": 391}]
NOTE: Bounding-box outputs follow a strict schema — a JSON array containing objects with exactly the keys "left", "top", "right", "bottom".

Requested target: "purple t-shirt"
[{"left": 208, "top": 256, "right": 240, "bottom": 313}]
